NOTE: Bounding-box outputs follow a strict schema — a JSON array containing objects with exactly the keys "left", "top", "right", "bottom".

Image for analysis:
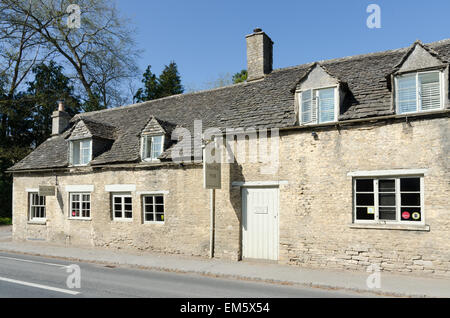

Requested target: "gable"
[
  {"left": 68, "top": 120, "right": 92, "bottom": 140},
  {"left": 141, "top": 117, "right": 166, "bottom": 136},
  {"left": 296, "top": 64, "right": 339, "bottom": 92},
  {"left": 398, "top": 43, "right": 445, "bottom": 73}
]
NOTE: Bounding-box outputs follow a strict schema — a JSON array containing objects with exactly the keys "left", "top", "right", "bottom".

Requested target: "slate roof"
[
  {"left": 68, "top": 117, "right": 117, "bottom": 141},
  {"left": 9, "top": 38, "right": 450, "bottom": 171}
]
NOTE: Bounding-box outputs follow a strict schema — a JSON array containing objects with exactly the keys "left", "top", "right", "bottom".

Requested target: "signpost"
[{"left": 203, "top": 139, "right": 221, "bottom": 259}]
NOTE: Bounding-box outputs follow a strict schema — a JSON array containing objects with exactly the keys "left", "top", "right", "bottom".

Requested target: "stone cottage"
[{"left": 8, "top": 29, "right": 450, "bottom": 276}]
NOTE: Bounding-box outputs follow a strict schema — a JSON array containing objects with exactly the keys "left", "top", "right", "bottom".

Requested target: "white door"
[{"left": 242, "top": 187, "right": 279, "bottom": 261}]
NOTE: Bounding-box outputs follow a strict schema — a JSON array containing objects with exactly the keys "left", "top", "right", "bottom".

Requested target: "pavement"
[{"left": 0, "top": 225, "right": 449, "bottom": 298}]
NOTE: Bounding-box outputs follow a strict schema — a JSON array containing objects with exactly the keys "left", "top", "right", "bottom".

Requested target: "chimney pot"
[{"left": 57, "top": 100, "right": 65, "bottom": 112}]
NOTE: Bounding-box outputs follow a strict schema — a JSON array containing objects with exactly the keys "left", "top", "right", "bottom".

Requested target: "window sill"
[
  {"left": 68, "top": 218, "right": 92, "bottom": 221},
  {"left": 143, "top": 221, "right": 165, "bottom": 225},
  {"left": 27, "top": 220, "right": 47, "bottom": 225},
  {"left": 349, "top": 223, "right": 430, "bottom": 232}
]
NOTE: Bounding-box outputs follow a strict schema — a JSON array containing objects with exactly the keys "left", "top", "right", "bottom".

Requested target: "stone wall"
[
  {"left": 13, "top": 165, "right": 212, "bottom": 257},
  {"left": 226, "top": 115, "right": 450, "bottom": 276},
  {"left": 12, "top": 115, "right": 450, "bottom": 276}
]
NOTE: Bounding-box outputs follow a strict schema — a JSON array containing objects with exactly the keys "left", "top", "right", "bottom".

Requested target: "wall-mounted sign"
[
  {"left": 39, "top": 185, "right": 55, "bottom": 197},
  {"left": 203, "top": 144, "right": 221, "bottom": 189},
  {"left": 254, "top": 206, "right": 268, "bottom": 214}
]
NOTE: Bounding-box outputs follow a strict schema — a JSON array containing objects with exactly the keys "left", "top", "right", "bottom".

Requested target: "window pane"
[
  {"left": 379, "top": 180, "right": 395, "bottom": 192},
  {"left": 397, "top": 75, "right": 417, "bottom": 114},
  {"left": 124, "top": 197, "right": 132, "bottom": 204},
  {"left": 356, "top": 193, "right": 374, "bottom": 206},
  {"left": 419, "top": 72, "right": 440, "bottom": 111},
  {"left": 156, "top": 214, "right": 164, "bottom": 222},
  {"left": 156, "top": 205, "right": 164, "bottom": 213},
  {"left": 72, "top": 141, "right": 80, "bottom": 165},
  {"left": 114, "top": 197, "right": 121, "bottom": 204},
  {"left": 145, "top": 196, "right": 153, "bottom": 204},
  {"left": 114, "top": 204, "right": 122, "bottom": 212},
  {"left": 145, "top": 204, "right": 153, "bottom": 213},
  {"left": 152, "top": 136, "right": 163, "bottom": 158},
  {"left": 145, "top": 213, "right": 154, "bottom": 222},
  {"left": 155, "top": 196, "right": 164, "bottom": 204},
  {"left": 379, "top": 207, "right": 396, "bottom": 220},
  {"left": 356, "top": 179, "right": 373, "bottom": 192},
  {"left": 379, "top": 193, "right": 395, "bottom": 206},
  {"left": 401, "top": 208, "right": 421, "bottom": 222},
  {"left": 401, "top": 193, "right": 420, "bottom": 206},
  {"left": 400, "top": 178, "right": 420, "bottom": 192},
  {"left": 356, "top": 207, "right": 374, "bottom": 220},
  {"left": 301, "top": 90, "right": 312, "bottom": 123},
  {"left": 124, "top": 212, "right": 132, "bottom": 218},
  {"left": 318, "top": 88, "right": 335, "bottom": 123},
  {"left": 145, "top": 137, "right": 152, "bottom": 158}
]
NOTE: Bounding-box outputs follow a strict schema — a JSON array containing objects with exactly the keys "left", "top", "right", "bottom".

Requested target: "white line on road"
[
  {"left": 0, "top": 276, "right": 80, "bottom": 295},
  {"left": 0, "top": 255, "right": 68, "bottom": 267}
]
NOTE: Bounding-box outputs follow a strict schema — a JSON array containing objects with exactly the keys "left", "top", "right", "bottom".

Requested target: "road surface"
[{"left": 0, "top": 251, "right": 367, "bottom": 298}]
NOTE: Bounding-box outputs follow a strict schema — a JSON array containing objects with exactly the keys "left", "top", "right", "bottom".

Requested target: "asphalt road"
[{"left": 0, "top": 251, "right": 367, "bottom": 298}]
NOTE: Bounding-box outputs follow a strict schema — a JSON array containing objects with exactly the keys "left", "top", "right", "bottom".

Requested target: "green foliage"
[
  {"left": 0, "top": 217, "right": 12, "bottom": 225},
  {"left": 0, "top": 62, "right": 80, "bottom": 218},
  {"left": 232, "top": 70, "right": 248, "bottom": 84},
  {"left": 27, "top": 61, "right": 81, "bottom": 145},
  {"left": 134, "top": 62, "right": 184, "bottom": 102}
]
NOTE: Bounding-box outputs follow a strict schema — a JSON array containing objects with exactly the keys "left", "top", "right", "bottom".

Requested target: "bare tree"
[{"left": 0, "top": 0, "right": 140, "bottom": 110}]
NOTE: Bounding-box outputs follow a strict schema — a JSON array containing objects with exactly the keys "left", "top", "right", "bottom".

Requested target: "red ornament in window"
[
  {"left": 72, "top": 211, "right": 76, "bottom": 216},
  {"left": 402, "top": 211, "right": 410, "bottom": 220}
]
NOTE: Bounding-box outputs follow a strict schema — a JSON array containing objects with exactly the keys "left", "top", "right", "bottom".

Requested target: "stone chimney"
[
  {"left": 51, "top": 101, "right": 71, "bottom": 136},
  {"left": 246, "top": 28, "right": 273, "bottom": 81}
]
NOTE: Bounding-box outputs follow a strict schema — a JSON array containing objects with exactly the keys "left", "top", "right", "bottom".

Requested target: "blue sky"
[{"left": 116, "top": 0, "right": 450, "bottom": 92}]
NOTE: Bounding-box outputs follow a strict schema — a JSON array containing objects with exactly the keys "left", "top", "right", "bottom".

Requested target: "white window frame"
[
  {"left": 299, "top": 86, "right": 339, "bottom": 125},
  {"left": 70, "top": 138, "right": 92, "bottom": 166},
  {"left": 112, "top": 193, "right": 133, "bottom": 221},
  {"left": 395, "top": 70, "right": 445, "bottom": 115},
  {"left": 28, "top": 192, "right": 46, "bottom": 221},
  {"left": 141, "top": 135, "right": 164, "bottom": 162},
  {"left": 353, "top": 176, "right": 425, "bottom": 226},
  {"left": 142, "top": 194, "right": 165, "bottom": 224},
  {"left": 69, "top": 192, "right": 91, "bottom": 220}
]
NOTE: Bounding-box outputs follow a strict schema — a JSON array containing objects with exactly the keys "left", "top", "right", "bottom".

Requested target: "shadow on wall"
[{"left": 228, "top": 151, "right": 245, "bottom": 260}]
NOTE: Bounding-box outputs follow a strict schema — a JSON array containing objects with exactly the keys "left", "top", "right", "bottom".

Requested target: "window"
[
  {"left": 142, "top": 195, "right": 164, "bottom": 223},
  {"left": 112, "top": 193, "right": 132, "bottom": 220},
  {"left": 301, "top": 87, "right": 337, "bottom": 124},
  {"left": 29, "top": 193, "right": 46, "bottom": 221},
  {"left": 69, "top": 193, "right": 91, "bottom": 219},
  {"left": 142, "top": 135, "right": 164, "bottom": 161},
  {"left": 396, "top": 71, "right": 443, "bottom": 114},
  {"left": 354, "top": 176, "right": 424, "bottom": 224},
  {"left": 70, "top": 139, "right": 92, "bottom": 166}
]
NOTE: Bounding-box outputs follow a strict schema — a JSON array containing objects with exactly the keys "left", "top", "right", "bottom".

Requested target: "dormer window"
[
  {"left": 300, "top": 87, "right": 337, "bottom": 125},
  {"left": 70, "top": 139, "right": 92, "bottom": 166},
  {"left": 395, "top": 70, "right": 444, "bottom": 114},
  {"left": 142, "top": 135, "right": 164, "bottom": 161}
]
